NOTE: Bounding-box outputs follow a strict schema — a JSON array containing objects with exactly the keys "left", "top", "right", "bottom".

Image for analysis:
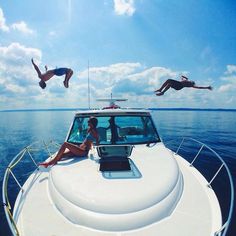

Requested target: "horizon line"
[{"left": 0, "top": 107, "right": 236, "bottom": 112}]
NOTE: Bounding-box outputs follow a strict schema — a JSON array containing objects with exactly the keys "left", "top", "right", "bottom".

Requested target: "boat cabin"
[{"left": 67, "top": 110, "right": 160, "bottom": 145}]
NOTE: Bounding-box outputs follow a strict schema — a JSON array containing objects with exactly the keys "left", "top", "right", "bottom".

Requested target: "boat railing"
[
  {"left": 2, "top": 140, "right": 61, "bottom": 236},
  {"left": 166, "top": 137, "right": 234, "bottom": 236}
]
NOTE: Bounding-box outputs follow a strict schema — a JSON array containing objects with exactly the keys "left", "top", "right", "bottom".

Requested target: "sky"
[{"left": 0, "top": 0, "right": 236, "bottom": 110}]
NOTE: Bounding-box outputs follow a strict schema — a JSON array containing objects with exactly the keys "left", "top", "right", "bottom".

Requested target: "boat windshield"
[{"left": 67, "top": 115, "right": 160, "bottom": 145}]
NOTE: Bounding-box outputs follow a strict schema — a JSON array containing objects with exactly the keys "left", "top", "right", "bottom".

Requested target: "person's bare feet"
[
  {"left": 38, "top": 162, "right": 50, "bottom": 168},
  {"left": 63, "top": 70, "right": 73, "bottom": 88},
  {"left": 63, "top": 80, "right": 69, "bottom": 88},
  {"left": 156, "top": 92, "right": 164, "bottom": 96}
]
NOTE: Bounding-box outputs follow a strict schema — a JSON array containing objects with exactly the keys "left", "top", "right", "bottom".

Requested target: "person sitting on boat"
[
  {"left": 154, "top": 75, "right": 213, "bottom": 96},
  {"left": 31, "top": 58, "right": 73, "bottom": 89},
  {"left": 107, "top": 117, "right": 120, "bottom": 144},
  {"left": 39, "top": 117, "right": 99, "bottom": 168}
]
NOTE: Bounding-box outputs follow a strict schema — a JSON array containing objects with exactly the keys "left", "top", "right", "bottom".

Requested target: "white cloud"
[
  {"left": 221, "top": 75, "right": 236, "bottom": 83},
  {"left": 225, "top": 65, "right": 236, "bottom": 75},
  {"left": 78, "top": 63, "right": 178, "bottom": 103},
  {"left": 11, "top": 21, "right": 34, "bottom": 34},
  {"left": 5, "top": 84, "right": 25, "bottom": 93},
  {"left": 0, "top": 42, "right": 41, "bottom": 67},
  {"left": 216, "top": 65, "right": 236, "bottom": 105},
  {"left": 0, "top": 8, "right": 9, "bottom": 32},
  {"left": 219, "top": 66, "right": 236, "bottom": 92},
  {"left": 0, "top": 58, "right": 235, "bottom": 110},
  {"left": 112, "top": 66, "right": 177, "bottom": 96},
  {"left": 218, "top": 84, "right": 234, "bottom": 92},
  {"left": 218, "top": 80, "right": 236, "bottom": 95},
  {"left": 114, "top": 0, "right": 136, "bottom": 16},
  {"left": 0, "top": 8, "right": 34, "bottom": 34},
  {"left": 79, "top": 62, "right": 142, "bottom": 87},
  {"left": 0, "top": 42, "right": 42, "bottom": 99}
]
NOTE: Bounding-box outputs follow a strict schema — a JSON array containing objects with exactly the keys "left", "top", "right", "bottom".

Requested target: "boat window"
[
  {"left": 67, "top": 117, "right": 90, "bottom": 143},
  {"left": 67, "top": 115, "right": 160, "bottom": 145}
]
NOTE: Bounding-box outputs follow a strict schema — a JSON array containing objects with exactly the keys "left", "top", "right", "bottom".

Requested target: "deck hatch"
[
  {"left": 99, "top": 156, "right": 131, "bottom": 171},
  {"left": 97, "top": 145, "right": 133, "bottom": 172}
]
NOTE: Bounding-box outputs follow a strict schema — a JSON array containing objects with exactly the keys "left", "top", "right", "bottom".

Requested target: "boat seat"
[{"left": 97, "top": 127, "right": 107, "bottom": 142}]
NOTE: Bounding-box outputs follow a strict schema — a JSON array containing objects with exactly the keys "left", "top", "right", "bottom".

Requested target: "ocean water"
[{"left": 0, "top": 110, "right": 235, "bottom": 236}]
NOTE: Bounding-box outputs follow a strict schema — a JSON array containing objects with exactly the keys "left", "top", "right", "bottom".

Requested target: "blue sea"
[{"left": 0, "top": 109, "right": 235, "bottom": 236}]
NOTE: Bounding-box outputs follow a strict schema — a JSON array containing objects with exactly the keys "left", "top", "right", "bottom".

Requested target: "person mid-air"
[
  {"left": 155, "top": 75, "right": 212, "bottom": 96},
  {"left": 31, "top": 58, "right": 73, "bottom": 89}
]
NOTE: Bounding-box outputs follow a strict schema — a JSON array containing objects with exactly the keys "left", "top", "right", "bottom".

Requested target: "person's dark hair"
[
  {"left": 88, "top": 116, "right": 98, "bottom": 128},
  {"left": 39, "top": 80, "right": 46, "bottom": 89}
]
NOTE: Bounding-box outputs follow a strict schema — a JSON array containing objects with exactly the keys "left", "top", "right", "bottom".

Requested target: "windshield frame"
[{"left": 66, "top": 114, "right": 161, "bottom": 146}]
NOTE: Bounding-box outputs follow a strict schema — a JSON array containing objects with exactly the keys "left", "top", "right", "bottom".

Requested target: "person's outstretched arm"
[{"left": 193, "top": 85, "right": 213, "bottom": 90}]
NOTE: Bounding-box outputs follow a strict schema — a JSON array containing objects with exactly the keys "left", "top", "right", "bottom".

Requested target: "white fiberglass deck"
[{"left": 13, "top": 144, "right": 221, "bottom": 236}]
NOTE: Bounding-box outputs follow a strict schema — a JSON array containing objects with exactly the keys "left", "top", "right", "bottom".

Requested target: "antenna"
[
  {"left": 88, "top": 60, "right": 91, "bottom": 109},
  {"left": 97, "top": 94, "right": 127, "bottom": 109}
]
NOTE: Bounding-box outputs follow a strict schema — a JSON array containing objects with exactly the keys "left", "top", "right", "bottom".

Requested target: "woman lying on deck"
[{"left": 39, "top": 117, "right": 99, "bottom": 168}]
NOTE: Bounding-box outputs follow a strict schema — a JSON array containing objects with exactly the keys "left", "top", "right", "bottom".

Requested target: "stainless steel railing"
[
  {"left": 2, "top": 138, "right": 234, "bottom": 236},
  {"left": 169, "top": 137, "right": 234, "bottom": 236},
  {"left": 2, "top": 140, "right": 60, "bottom": 236}
]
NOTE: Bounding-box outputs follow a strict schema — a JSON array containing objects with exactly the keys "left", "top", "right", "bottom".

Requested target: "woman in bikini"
[
  {"left": 31, "top": 58, "right": 73, "bottom": 89},
  {"left": 155, "top": 75, "right": 212, "bottom": 96},
  {"left": 39, "top": 117, "right": 99, "bottom": 168}
]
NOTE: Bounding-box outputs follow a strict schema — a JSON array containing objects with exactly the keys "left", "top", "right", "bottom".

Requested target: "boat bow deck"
[{"left": 13, "top": 144, "right": 221, "bottom": 236}]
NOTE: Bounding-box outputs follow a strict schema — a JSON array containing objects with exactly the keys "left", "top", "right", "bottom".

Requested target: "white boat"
[{"left": 2, "top": 101, "right": 234, "bottom": 236}]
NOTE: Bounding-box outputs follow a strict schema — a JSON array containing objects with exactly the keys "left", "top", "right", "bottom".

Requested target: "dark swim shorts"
[
  {"left": 169, "top": 79, "right": 184, "bottom": 90},
  {"left": 53, "top": 68, "right": 69, "bottom": 76}
]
